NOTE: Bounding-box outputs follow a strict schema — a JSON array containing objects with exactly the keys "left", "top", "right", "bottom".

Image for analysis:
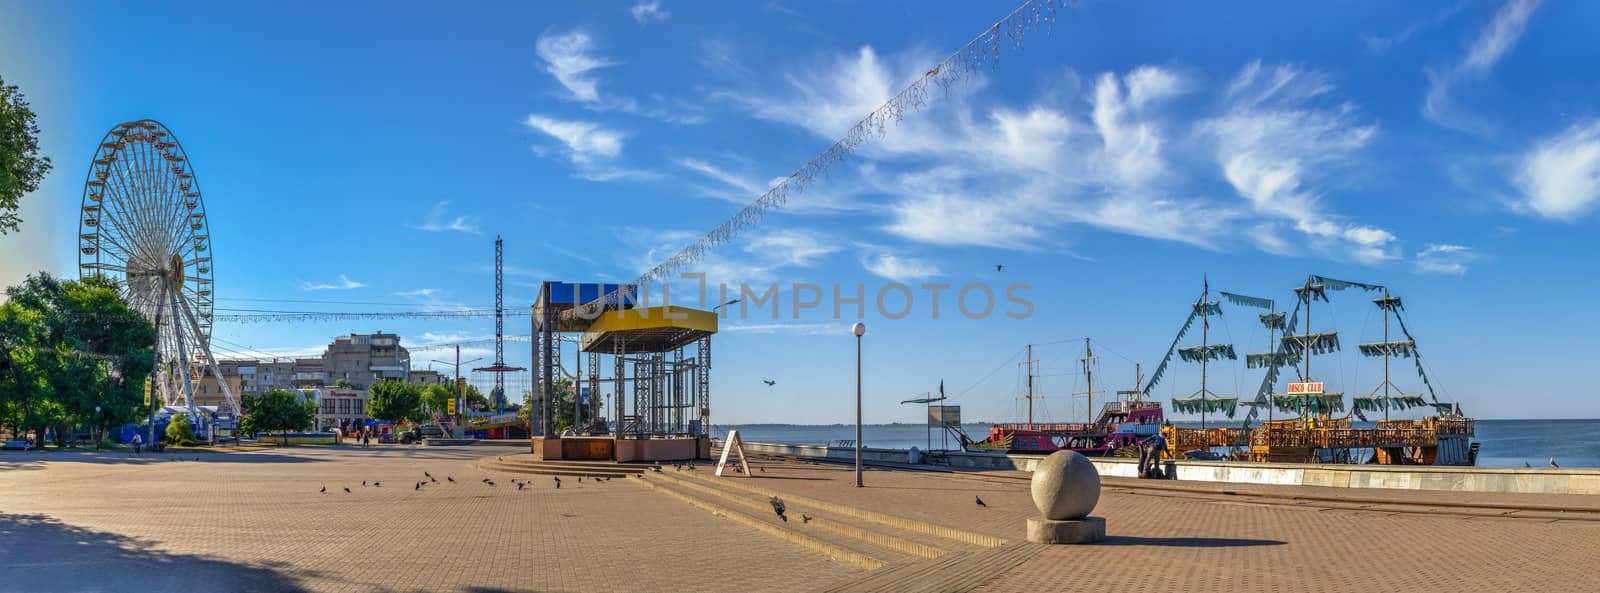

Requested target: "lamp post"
[
  {"left": 852, "top": 322, "right": 866, "bottom": 488},
  {"left": 711, "top": 298, "right": 740, "bottom": 315}
]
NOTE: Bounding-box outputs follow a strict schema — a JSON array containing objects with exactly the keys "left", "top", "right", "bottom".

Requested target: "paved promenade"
[
  {"left": 3, "top": 446, "right": 1598, "bottom": 592},
  {"left": 0, "top": 447, "right": 856, "bottom": 593}
]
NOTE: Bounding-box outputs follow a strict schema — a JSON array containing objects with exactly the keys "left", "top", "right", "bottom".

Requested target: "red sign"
[{"left": 1287, "top": 382, "right": 1324, "bottom": 395}]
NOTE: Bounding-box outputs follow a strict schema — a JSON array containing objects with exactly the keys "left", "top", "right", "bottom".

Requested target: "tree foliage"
[
  {"left": 366, "top": 379, "right": 425, "bottom": 423},
  {"left": 165, "top": 413, "right": 196, "bottom": 446},
  {"left": 1, "top": 273, "right": 154, "bottom": 447},
  {"left": 240, "top": 389, "right": 315, "bottom": 437},
  {"left": 421, "top": 383, "right": 454, "bottom": 413},
  {"left": 516, "top": 379, "right": 597, "bottom": 433},
  {"left": 0, "top": 77, "right": 52, "bottom": 235}
]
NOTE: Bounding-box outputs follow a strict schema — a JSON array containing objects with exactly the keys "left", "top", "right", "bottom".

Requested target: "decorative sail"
[
  {"left": 1142, "top": 308, "right": 1198, "bottom": 397},
  {"left": 1220, "top": 291, "right": 1273, "bottom": 310},
  {"left": 1391, "top": 310, "right": 1441, "bottom": 403},
  {"left": 1352, "top": 394, "right": 1428, "bottom": 412},
  {"left": 1172, "top": 395, "right": 1239, "bottom": 417},
  {"left": 1246, "top": 351, "right": 1300, "bottom": 369},
  {"left": 1313, "top": 275, "right": 1385, "bottom": 293},
  {"left": 1241, "top": 298, "right": 1302, "bottom": 427},
  {"left": 1282, "top": 331, "right": 1340, "bottom": 356},
  {"left": 1272, "top": 393, "right": 1346, "bottom": 414},
  {"left": 1358, "top": 340, "right": 1417, "bottom": 358},
  {"left": 1258, "top": 312, "right": 1287, "bottom": 330},
  {"left": 1178, "top": 343, "right": 1237, "bottom": 363}
]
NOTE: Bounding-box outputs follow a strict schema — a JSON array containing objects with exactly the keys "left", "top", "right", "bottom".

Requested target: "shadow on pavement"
[
  {"left": 0, "top": 513, "right": 318, "bottom": 593},
  {"left": 1099, "top": 535, "right": 1285, "bottom": 548},
  {"left": 0, "top": 449, "right": 328, "bottom": 468}
]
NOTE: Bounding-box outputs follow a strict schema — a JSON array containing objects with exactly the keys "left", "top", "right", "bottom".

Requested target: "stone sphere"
[{"left": 1030, "top": 450, "right": 1101, "bottom": 520}]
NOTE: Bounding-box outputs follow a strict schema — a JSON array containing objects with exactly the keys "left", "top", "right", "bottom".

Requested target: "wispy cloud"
[
  {"left": 299, "top": 275, "right": 365, "bottom": 291},
  {"left": 1513, "top": 120, "right": 1600, "bottom": 220},
  {"left": 1361, "top": 0, "right": 1471, "bottom": 53},
  {"left": 396, "top": 288, "right": 439, "bottom": 299},
  {"left": 524, "top": 114, "right": 624, "bottom": 162},
  {"left": 676, "top": 156, "right": 863, "bottom": 213},
  {"left": 1414, "top": 244, "right": 1479, "bottom": 275},
  {"left": 630, "top": 0, "right": 669, "bottom": 25},
  {"left": 413, "top": 201, "right": 481, "bottom": 234},
  {"left": 536, "top": 30, "right": 615, "bottom": 103},
  {"left": 860, "top": 252, "right": 941, "bottom": 282},
  {"left": 1423, "top": 0, "right": 1542, "bottom": 134},
  {"left": 719, "top": 322, "right": 851, "bottom": 336},
  {"left": 534, "top": 28, "right": 705, "bottom": 124},
  {"left": 1205, "top": 61, "right": 1396, "bottom": 263}
]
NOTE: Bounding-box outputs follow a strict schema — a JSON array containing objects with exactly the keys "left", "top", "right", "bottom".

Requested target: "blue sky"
[{"left": 4, "top": 0, "right": 1599, "bottom": 423}]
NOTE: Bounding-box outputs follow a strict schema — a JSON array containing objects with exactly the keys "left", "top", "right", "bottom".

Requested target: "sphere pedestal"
[
  {"left": 1025, "top": 450, "right": 1106, "bottom": 545},
  {"left": 1026, "top": 516, "right": 1106, "bottom": 544}
]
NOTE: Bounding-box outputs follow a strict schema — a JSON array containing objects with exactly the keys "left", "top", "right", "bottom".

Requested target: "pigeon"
[
  {"left": 801, "top": 514, "right": 812, "bottom": 524},
  {"left": 343, "top": 487, "right": 351, "bottom": 493},
  {"left": 995, "top": 264, "right": 1004, "bottom": 272},
  {"left": 430, "top": 477, "right": 438, "bottom": 483},
  {"left": 320, "top": 486, "right": 326, "bottom": 493},
  {"left": 425, "top": 471, "right": 432, "bottom": 478},
  {"left": 517, "top": 482, "right": 525, "bottom": 491},
  {"left": 1525, "top": 462, "right": 1533, "bottom": 468},
  {"left": 447, "top": 476, "right": 455, "bottom": 482},
  {"left": 769, "top": 496, "right": 788, "bottom": 522},
  {"left": 194, "top": 457, "right": 200, "bottom": 461},
  {"left": 486, "top": 480, "right": 496, "bottom": 487},
  {"left": 415, "top": 482, "right": 421, "bottom": 491},
  {"left": 762, "top": 379, "right": 776, "bottom": 386},
  {"left": 975, "top": 496, "right": 987, "bottom": 508},
  {"left": 578, "top": 476, "right": 583, "bottom": 483},
  {"left": 498, "top": 457, "right": 504, "bottom": 461},
  {"left": 362, "top": 480, "right": 367, "bottom": 486},
  {"left": 1550, "top": 457, "right": 1560, "bottom": 468},
  {"left": 654, "top": 466, "right": 664, "bottom": 473},
  {"left": 482, "top": 478, "right": 491, "bottom": 483},
  {"left": 373, "top": 482, "right": 380, "bottom": 487},
  {"left": 760, "top": 467, "right": 766, "bottom": 473}
]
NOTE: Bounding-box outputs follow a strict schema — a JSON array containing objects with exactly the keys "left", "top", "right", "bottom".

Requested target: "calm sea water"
[{"left": 711, "top": 419, "right": 1600, "bottom": 468}]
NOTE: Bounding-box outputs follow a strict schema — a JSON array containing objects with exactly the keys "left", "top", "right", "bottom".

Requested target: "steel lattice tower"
[{"left": 493, "top": 236, "right": 505, "bottom": 411}]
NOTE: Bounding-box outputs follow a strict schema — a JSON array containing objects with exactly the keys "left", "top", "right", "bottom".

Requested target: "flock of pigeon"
[{"left": 320, "top": 468, "right": 620, "bottom": 495}]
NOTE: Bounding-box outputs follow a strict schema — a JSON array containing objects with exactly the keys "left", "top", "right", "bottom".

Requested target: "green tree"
[
  {"left": 240, "top": 389, "right": 316, "bottom": 439},
  {"left": 463, "top": 383, "right": 489, "bottom": 411},
  {"left": 421, "top": 383, "right": 454, "bottom": 413},
  {"left": 0, "top": 273, "right": 154, "bottom": 447},
  {"left": 0, "top": 78, "right": 52, "bottom": 235},
  {"left": 516, "top": 379, "right": 597, "bottom": 433},
  {"left": 165, "top": 413, "right": 197, "bottom": 446},
  {"left": 366, "top": 379, "right": 425, "bottom": 423},
  {"left": 333, "top": 377, "right": 354, "bottom": 389}
]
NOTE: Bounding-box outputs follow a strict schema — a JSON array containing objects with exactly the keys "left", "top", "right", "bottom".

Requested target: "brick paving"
[
  {"left": 698, "top": 459, "right": 1600, "bottom": 593},
  {"left": 0, "top": 447, "right": 859, "bottom": 593}
]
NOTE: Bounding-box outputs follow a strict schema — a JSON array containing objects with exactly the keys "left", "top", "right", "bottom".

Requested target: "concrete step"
[
  {"left": 637, "top": 474, "right": 911, "bottom": 571},
  {"left": 647, "top": 470, "right": 960, "bottom": 560},
  {"left": 668, "top": 467, "right": 1007, "bottom": 549},
  {"left": 818, "top": 542, "right": 1046, "bottom": 593},
  {"left": 488, "top": 456, "right": 652, "bottom": 471}
]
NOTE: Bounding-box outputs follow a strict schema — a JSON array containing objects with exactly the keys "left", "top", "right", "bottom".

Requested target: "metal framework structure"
[
  {"left": 474, "top": 236, "right": 524, "bottom": 412},
  {"left": 77, "top": 119, "right": 237, "bottom": 417}
]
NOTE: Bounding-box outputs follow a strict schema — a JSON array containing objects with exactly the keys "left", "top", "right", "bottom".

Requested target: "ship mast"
[
  {"left": 1076, "top": 338, "right": 1100, "bottom": 424},
  {"left": 1023, "top": 344, "right": 1036, "bottom": 428},
  {"left": 1382, "top": 288, "right": 1391, "bottom": 421},
  {"left": 1200, "top": 278, "right": 1210, "bottom": 430}
]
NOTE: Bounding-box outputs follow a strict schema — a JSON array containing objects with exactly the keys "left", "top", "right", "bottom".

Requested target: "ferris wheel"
[{"left": 77, "top": 119, "right": 236, "bottom": 416}]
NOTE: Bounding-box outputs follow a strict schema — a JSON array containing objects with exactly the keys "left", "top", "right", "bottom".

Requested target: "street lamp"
[
  {"left": 712, "top": 298, "right": 740, "bottom": 314},
  {"left": 852, "top": 322, "right": 866, "bottom": 487}
]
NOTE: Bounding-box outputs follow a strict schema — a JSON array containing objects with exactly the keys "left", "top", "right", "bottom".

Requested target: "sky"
[{"left": 3, "top": 0, "right": 1599, "bottom": 423}]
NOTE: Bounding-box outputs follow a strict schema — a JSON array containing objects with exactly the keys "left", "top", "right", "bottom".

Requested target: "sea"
[{"left": 711, "top": 419, "right": 1600, "bottom": 468}]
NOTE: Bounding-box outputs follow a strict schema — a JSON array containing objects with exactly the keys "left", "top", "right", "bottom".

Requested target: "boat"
[
  {"left": 961, "top": 340, "right": 1165, "bottom": 455},
  {"left": 1149, "top": 275, "right": 1478, "bottom": 465}
]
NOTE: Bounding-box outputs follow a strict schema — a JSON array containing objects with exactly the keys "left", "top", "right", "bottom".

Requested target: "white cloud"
[
  {"left": 396, "top": 288, "right": 438, "bottom": 299},
  {"left": 1414, "top": 244, "right": 1479, "bottom": 275},
  {"left": 1361, "top": 0, "right": 1471, "bottom": 53},
  {"left": 627, "top": 227, "right": 836, "bottom": 293},
  {"left": 630, "top": 0, "right": 669, "bottom": 24},
  {"left": 413, "top": 201, "right": 481, "bottom": 234},
  {"left": 860, "top": 252, "right": 941, "bottom": 282},
  {"left": 536, "top": 30, "right": 614, "bottom": 103},
  {"left": 1205, "top": 61, "right": 1397, "bottom": 263},
  {"left": 1423, "top": 0, "right": 1542, "bottom": 133},
  {"left": 719, "top": 322, "right": 851, "bottom": 336},
  {"left": 1513, "top": 120, "right": 1600, "bottom": 220},
  {"left": 524, "top": 114, "right": 624, "bottom": 163},
  {"left": 299, "top": 275, "right": 365, "bottom": 291}
]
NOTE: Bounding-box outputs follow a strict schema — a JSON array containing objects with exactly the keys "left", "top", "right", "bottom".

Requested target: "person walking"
[{"left": 131, "top": 432, "right": 143, "bottom": 456}]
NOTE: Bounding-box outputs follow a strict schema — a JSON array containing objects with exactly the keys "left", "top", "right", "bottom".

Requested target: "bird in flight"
[
  {"left": 995, "top": 264, "right": 1004, "bottom": 272},
  {"left": 762, "top": 379, "right": 776, "bottom": 386},
  {"left": 769, "top": 496, "right": 788, "bottom": 522},
  {"left": 975, "top": 496, "right": 987, "bottom": 508}
]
